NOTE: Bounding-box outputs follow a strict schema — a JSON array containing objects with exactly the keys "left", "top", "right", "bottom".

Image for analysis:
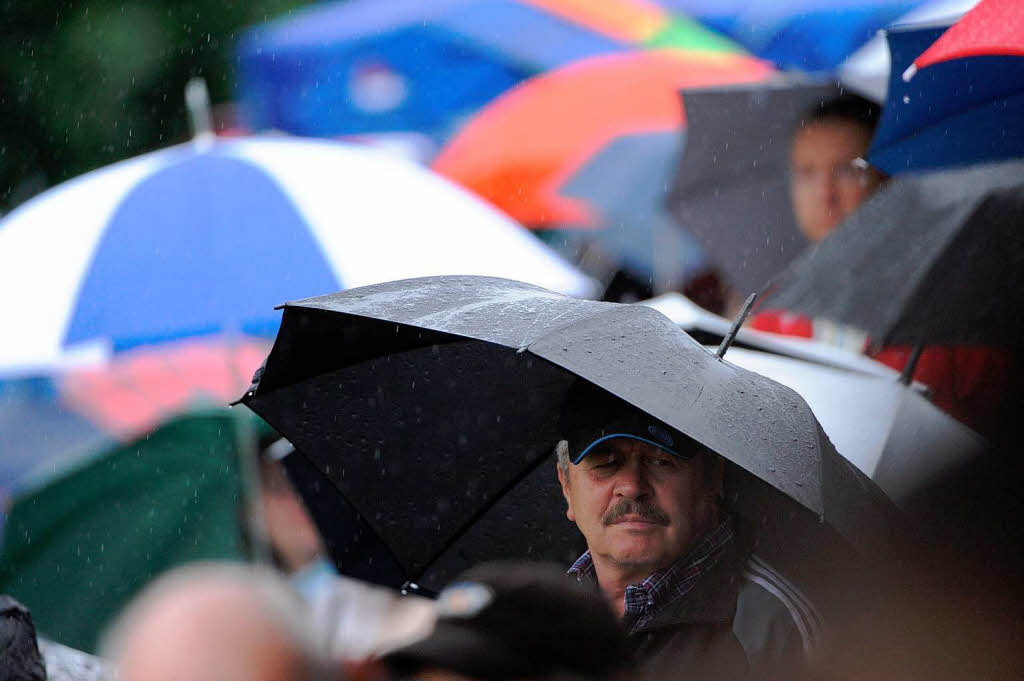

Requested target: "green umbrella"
[
  {"left": 0, "top": 409, "right": 255, "bottom": 653},
  {"left": 647, "top": 15, "right": 746, "bottom": 54}
]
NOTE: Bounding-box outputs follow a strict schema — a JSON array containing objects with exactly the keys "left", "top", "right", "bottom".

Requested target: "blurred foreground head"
[
  {"left": 385, "top": 561, "right": 629, "bottom": 681},
  {"left": 103, "top": 563, "right": 334, "bottom": 681},
  {"left": 789, "top": 93, "right": 885, "bottom": 243}
]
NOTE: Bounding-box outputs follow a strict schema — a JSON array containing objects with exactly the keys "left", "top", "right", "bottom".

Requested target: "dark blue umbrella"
[
  {"left": 660, "top": 0, "right": 921, "bottom": 71},
  {"left": 236, "top": 0, "right": 626, "bottom": 140},
  {"left": 868, "top": 23, "right": 1024, "bottom": 173}
]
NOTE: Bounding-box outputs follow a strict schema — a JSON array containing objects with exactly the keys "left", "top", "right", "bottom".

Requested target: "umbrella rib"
[{"left": 413, "top": 446, "right": 556, "bottom": 582}]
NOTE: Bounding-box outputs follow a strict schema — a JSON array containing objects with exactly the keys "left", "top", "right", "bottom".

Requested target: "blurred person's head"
[
  {"left": 103, "top": 563, "right": 333, "bottom": 681},
  {"left": 555, "top": 383, "right": 723, "bottom": 585},
  {"left": 789, "top": 93, "right": 886, "bottom": 242},
  {"left": 384, "top": 561, "right": 628, "bottom": 681},
  {"left": 259, "top": 438, "right": 325, "bottom": 573}
]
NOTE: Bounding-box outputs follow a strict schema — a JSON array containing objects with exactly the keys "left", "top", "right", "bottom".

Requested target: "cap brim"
[
  {"left": 385, "top": 621, "right": 535, "bottom": 681},
  {"left": 571, "top": 433, "right": 692, "bottom": 465}
]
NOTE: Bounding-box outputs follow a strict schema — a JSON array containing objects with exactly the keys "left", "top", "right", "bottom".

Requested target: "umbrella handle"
[{"left": 716, "top": 293, "right": 758, "bottom": 360}]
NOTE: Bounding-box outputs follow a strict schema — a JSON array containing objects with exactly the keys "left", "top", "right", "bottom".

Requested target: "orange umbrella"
[{"left": 433, "top": 49, "right": 773, "bottom": 229}]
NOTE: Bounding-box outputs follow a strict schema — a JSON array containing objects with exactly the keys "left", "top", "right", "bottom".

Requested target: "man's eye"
[
  {"left": 589, "top": 454, "right": 620, "bottom": 469},
  {"left": 647, "top": 456, "right": 675, "bottom": 467}
]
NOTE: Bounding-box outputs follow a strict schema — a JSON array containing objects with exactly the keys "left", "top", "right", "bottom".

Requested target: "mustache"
[{"left": 602, "top": 499, "right": 670, "bottom": 526}]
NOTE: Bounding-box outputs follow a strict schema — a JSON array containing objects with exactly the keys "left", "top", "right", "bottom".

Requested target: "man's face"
[
  {"left": 789, "top": 120, "right": 884, "bottom": 243},
  {"left": 557, "top": 438, "right": 721, "bottom": 574}
]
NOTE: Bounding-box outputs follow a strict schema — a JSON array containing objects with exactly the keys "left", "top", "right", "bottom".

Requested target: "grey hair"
[{"left": 556, "top": 439, "right": 571, "bottom": 477}]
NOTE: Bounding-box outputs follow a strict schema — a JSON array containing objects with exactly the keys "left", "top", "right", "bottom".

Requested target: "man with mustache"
[{"left": 556, "top": 382, "right": 817, "bottom": 680}]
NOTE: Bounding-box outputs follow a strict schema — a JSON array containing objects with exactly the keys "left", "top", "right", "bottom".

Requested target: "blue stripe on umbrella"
[{"left": 64, "top": 154, "right": 341, "bottom": 351}]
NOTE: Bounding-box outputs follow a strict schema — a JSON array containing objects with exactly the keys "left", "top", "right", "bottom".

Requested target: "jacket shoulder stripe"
[
  {"left": 742, "top": 557, "right": 822, "bottom": 652},
  {"left": 742, "top": 570, "right": 815, "bottom": 653},
  {"left": 748, "top": 554, "right": 823, "bottom": 633}
]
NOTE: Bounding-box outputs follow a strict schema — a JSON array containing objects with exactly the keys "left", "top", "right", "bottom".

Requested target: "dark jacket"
[
  {"left": 627, "top": 540, "right": 819, "bottom": 681},
  {"left": 0, "top": 595, "right": 46, "bottom": 681}
]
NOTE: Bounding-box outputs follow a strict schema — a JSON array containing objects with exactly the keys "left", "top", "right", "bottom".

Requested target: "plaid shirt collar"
[{"left": 567, "top": 519, "right": 735, "bottom": 633}]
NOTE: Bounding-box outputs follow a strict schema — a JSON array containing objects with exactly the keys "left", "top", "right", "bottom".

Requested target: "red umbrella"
[
  {"left": 59, "top": 337, "right": 270, "bottom": 439},
  {"left": 910, "top": 0, "right": 1023, "bottom": 74}
]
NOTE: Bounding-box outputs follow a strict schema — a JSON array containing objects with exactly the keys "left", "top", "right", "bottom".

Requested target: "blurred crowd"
[{"left": 3, "top": 2, "right": 1023, "bottom": 681}]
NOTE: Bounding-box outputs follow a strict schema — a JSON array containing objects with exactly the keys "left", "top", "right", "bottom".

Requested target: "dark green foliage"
[{"left": 0, "top": 0, "right": 310, "bottom": 212}]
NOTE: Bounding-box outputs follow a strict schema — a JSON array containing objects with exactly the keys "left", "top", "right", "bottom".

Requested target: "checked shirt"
[{"left": 567, "top": 519, "right": 735, "bottom": 634}]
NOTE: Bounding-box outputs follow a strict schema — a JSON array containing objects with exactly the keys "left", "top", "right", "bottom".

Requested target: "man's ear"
[
  {"left": 556, "top": 463, "right": 576, "bottom": 523},
  {"left": 703, "top": 454, "right": 725, "bottom": 519},
  {"left": 708, "top": 455, "right": 725, "bottom": 498}
]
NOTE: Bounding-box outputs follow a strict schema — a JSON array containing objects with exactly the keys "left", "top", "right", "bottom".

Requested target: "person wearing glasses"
[
  {"left": 756, "top": 93, "right": 1014, "bottom": 438},
  {"left": 787, "top": 94, "right": 886, "bottom": 244}
]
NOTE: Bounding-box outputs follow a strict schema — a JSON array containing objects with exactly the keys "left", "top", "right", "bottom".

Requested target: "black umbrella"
[
  {"left": 764, "top": 161, "right": 1024, "bottom": 346},
  {"left": 667, "top": 80, "right": 841, "bottom": 297},
  {"left": 240, "top": 276, "right": 893, "bottom": 591}
]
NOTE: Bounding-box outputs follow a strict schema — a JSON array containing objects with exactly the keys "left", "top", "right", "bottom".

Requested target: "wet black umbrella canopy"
[
  {"left": 765, "top": 161, "right": 1024, "bottom": 346},
  {"left": 240, "top": 276, "right": 892, "bottom": 591}
]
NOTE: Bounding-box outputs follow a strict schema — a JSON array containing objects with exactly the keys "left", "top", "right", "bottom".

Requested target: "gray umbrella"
[
  {"left": 765, "top": 160, "right": 1024, "bottom": 346},
  {"left": 667, "top": 80, "right": 840, "bottom": 297},
  {"left": 240, "top": 276, "right": 893, "bottom": 591},
  {"left": 720, "top": 347, "right": 986, "bottom": 504},
  {"left": 558, "top": 131, "right": 705, "bottom": 293}
]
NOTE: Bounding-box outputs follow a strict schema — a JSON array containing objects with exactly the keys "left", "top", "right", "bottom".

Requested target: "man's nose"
[
  {"left": 822, "top": 171, "right": 841, "bottom": 203},
  {"left": 613, "top": 458, "right": 652, "bottom": 499}
]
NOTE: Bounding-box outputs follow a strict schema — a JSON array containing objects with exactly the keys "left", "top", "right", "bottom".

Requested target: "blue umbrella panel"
[
  {"left": 236, "top": 0, "right": 626, "bottom": 139},
  {"left": 65, "top": 154, "right": 339, "bottom": 351},
  {"left": 660, "top": 0, "right": 921, "bottom": 71}
]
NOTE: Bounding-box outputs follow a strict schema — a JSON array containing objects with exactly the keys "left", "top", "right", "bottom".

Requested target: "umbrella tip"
[
  {"left": 902, "top": 63, "right": 918, "bottom": 83},
  {"left": 185, "top": 77, "right": 216, "bottom": 148},
  {"left": 716, "top": 293, "right": 757, "bottom": 360}
]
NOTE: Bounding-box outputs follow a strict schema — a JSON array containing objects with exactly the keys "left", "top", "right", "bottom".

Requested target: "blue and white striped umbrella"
[{"left": 0, "top": 136, "right": 596, "bottom": 373}]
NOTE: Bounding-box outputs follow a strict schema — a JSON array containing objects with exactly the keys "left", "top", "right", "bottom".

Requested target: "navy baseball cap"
[{"left": 558, "top": 381, "right": 699, "bottom": 465}]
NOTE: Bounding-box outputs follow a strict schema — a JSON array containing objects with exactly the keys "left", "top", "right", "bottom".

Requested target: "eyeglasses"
[{"left": 790, "top": 158, "right": 877, "bottom": 189}]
